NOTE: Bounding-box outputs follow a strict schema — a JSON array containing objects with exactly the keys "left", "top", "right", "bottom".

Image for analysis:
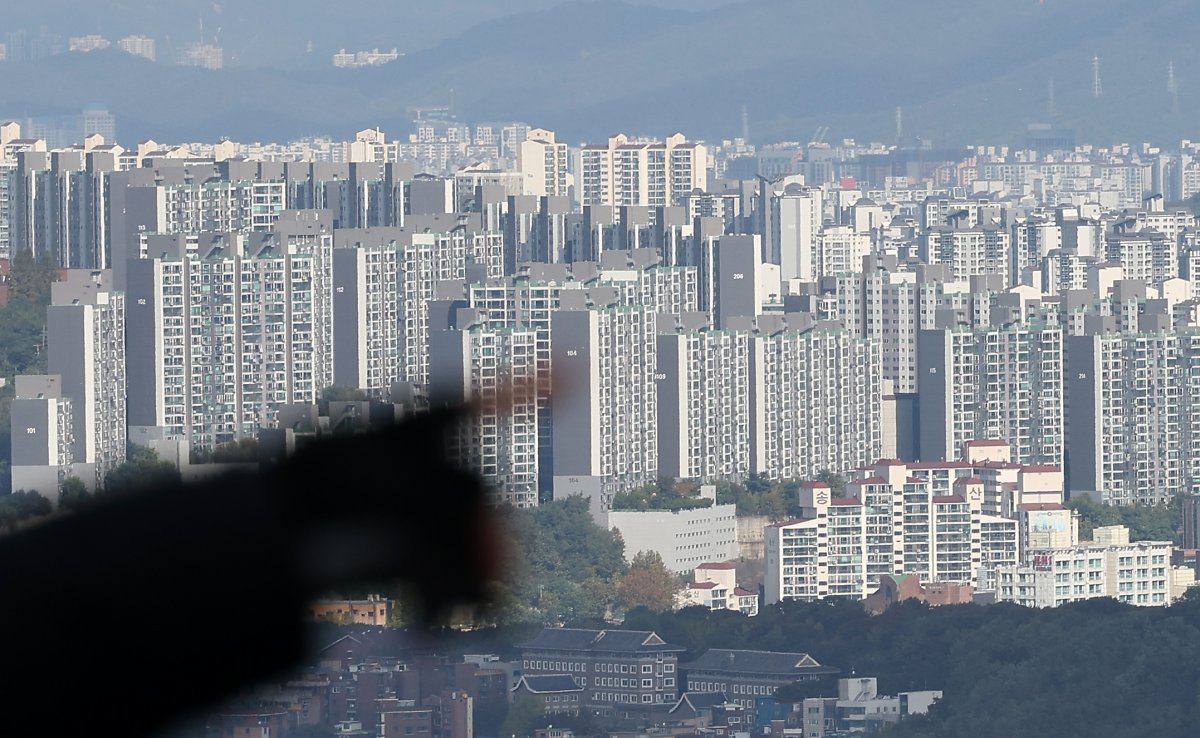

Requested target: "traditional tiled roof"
[
  {"left": 670, "top": 691, "right": 729, "bottom": 714},
  {"left": 696, "top": 562, "right": 736, "bottom": 570},
  {"left": 519, "top": 628, "right": 683, "bottom": 654},
  {"left": 513, "top": 674, "right": 583, "bottom": 694},
  {"left": 681, "top": 649, "right": 838, "bottom": 677}
]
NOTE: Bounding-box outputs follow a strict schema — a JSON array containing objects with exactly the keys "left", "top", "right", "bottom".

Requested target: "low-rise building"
[
  {"left": 605, "top": 500, "right": 739, "bottom": 574},
  {"left": 798, "top": 678, "right": 941, "bottom": 738},
  {"left": 511, "top": 675, "right": 584, "bottom": 716},
  {"left": 677, "top": 562, "right": 759, "bottom": 615},
  {"left": 681, "top": 649, "right": 838, "bottom": 717},
  {"left": 991, "top": 525, "right": 1174, "bottom": 607},
  {"left": 861, "top": 574, "right": 975, "bottom": 615},
  {"left": 308, "top": 595, "right": 392, "bottom": 626},
  {"left": 518, "top": 628, "right": 684, "bottom": 719}
]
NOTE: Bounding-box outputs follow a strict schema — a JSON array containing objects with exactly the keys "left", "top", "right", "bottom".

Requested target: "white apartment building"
[
  {"left": 551, "top": 289, "right": 658, "bottom": 508},
  {"left": 1104, "top": 231, "right": 1176, "bottom": 289},
  {"left": 117, "top": 35, "right": 156, "bottom": 62},
  {"left": 831, "top": 266, "right": 970, "bottom": 394},
  {"left": 749, "top": 318, "right": 882, "bottom": 481},
  {"left": 922, "top": 225, "right": 1012, "bottom": 286},
  {"left": 69, "top": 35, "right": 110, "bottom": 53},
  {"left": 47, "top": 270, "right": 126, "bottom": 491},
  {"left": 918, "top": 323, "right": 1064, "bottom": 469},
  {"left": 176, "top": 43, "right": 224, "bottom": 70},
  {"left": 764, "top": 461, "right": 1021, "bottom": 604},
  {"left": 517, "top": 128, "right": 569, "bottom": 198},
  {"left": 656, "top": 318, "right": 753, "bottom": 482},
  {"left": 1066, "top": 327, "right": 1200, "bottom": 504},
  {"left": 430, "top": 323, "right": 540, "bottom": 508},
  {"left": 8, "top": 375, "right": 74, "bottom": 499},
  {"left": 770, "top": 184, "right": 822, "bottom": 282},
  {"left": 993, "top": 526, "right": 1174, "bottom": 608},
  {"left": 332, "top": 228, "right": 468, "bottom": 393},
  {"left": 126, "top": 229, "right": 332, "bottom": 450},
  {"left": 579, "top": 133, "right": 707, "bottom": 208},
  {"left": 678, "top": 562, "right": 759, "bottom": 615},
  {"left": 817, "top": 225, "right": 871, "bottom": 279}
]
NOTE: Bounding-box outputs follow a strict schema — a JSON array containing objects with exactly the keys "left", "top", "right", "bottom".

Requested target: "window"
[
  {"left": 664, "top": 664, "right": 675, "bottom": 673},
  {"left": 642, "top": 679, "right": 652, "bottom": 688},
  {"left": 641, "top": 664, "right": 653, "bottom": 673}
]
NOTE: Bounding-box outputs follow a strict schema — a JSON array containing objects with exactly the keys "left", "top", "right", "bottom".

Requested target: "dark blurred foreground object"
[{"left": 0, "top": 406, "right": 499, "bottom": 736}]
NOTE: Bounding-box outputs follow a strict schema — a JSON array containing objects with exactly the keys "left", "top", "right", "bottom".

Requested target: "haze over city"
[{"left": 1, "top": 2, "right": 1200, "bottom": 738}]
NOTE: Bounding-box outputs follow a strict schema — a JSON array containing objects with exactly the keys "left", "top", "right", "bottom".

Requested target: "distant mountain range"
[{"left": 2, "top": 0, "right": 1198, "bottom": 148}]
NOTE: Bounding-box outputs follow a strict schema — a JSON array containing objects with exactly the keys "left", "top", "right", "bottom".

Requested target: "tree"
[
  {"left": 484, "top": 496, "right": 628, "bottom": 626},
  {"left": 500, "top": 697, "right": 544, "bottom": 738},
  {"left": 104, "top": 445, "right": 182, "bottom": 496},
  {"left": 58, "top": 477, "right": 92, "bottom": 511},
  {"left": 616, "top": 550, "right": 681, "bottom": 612},
  {"left": 0, "top": 490, "right": 52, "bottom": 531},
  {"left": 815, "top": 469, "right": 848, "bottom": 497}
]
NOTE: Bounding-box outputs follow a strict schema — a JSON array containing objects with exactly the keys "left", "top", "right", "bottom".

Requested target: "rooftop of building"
[
  {"left": 514, "top": 674, "right": 583, "bottom": 694},
  {"left": 519, "top": 628, "right": 683, "bottom": 654},
  {"left": 681, "top": 649, "right": 838, "bottom": 677}
]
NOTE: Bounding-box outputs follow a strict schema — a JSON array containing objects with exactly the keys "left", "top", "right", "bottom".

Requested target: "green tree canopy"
[
  {"left": 500, "top": 697, "right": 544, "bottom": 738},
  {"left": 0, "top": 490, "right": 52, "bottom": 531},
  {"left": 1066, "top": 495, "right": 1182, "bottom": 544},
  {"left": 58, "top": 477, "right": 92, "bottom": 512},
  {"left": 486, "top": 496, "right": 627, "bottom": 626},
  {"left": 611, "top": 478, "right": 713, "bottom": 511},
  {"left": 104, "top": 445, "right": 182, "bottom": 496}
]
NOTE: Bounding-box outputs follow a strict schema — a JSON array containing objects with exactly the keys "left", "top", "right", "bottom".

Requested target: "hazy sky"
[{"left": 6, "top": 0, "right": 736, "bottom": 64}]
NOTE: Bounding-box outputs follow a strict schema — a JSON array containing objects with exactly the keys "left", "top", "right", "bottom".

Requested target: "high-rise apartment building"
[
  {"left": 126, "top": 222, "right": 333, "bottom": 449},
  {"left": 13, "top": 145, "right": 123, "bottom": 268},
  {"left": 430, "top": 320, "right": 541, "bottom": 508},
  {"left": 551, "top": 289, "right": 658, "bottom": 508},
  {"left": 749, "top": 317, "right": 883, "bottom": 480},
  {"left": 1065, "top": 320, "right": 1200, "bottom": 504},
  {"left": 922, "top": 225, "right": 1012, "bottom": 286},
  {"left": 656, "top": 315, "right": 754, "bottom": 482},
  {"left": 47, "top": 270, "right": 126, "bottom": 490},
  {"left": 517, "top": 128, "right": 569, "bottom": 198},
  {"left": 579, "top": 133, "right": 707, "bottom": 208},
  {"left": 8, "top": 375, "right": 74, "bottom": 498},
  {"left": 332, "top": 227, "right": 469, "bottom": 393},
  {"left": 176, "top": 43, "right": 224, "bottom": 70},
  {"left": 764, "top": 459, "right": 1021, "bottom": 604},
  {"left": 117, "top": 35, "right": 156, "bottom": 62},
  {"left": 918, "top": 323, "right": 1064, "bottom": 468},
  {"left": 768, "top": 184, "right": 822, "bottom": 282}
]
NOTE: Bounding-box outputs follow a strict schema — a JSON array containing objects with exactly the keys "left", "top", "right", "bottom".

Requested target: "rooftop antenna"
[
  {"left": 1047, "top": 76, "right": 1056, "bottom": 119},
  {"left": 1168, "top": 62, "right": 1180, "bottom": 115},
  {"left": 741, "top": 104, "right": 750, "bottom": 143},
  {"left": 1092, "top": 56, "right": 1103, "bottom": 98}
]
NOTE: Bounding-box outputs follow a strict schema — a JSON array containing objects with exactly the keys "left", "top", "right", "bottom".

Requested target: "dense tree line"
[
  {"left": 1066, "top": 495, "right": 1184, "bottom": 544},
  {"left": 618, "top": 595, "right": 1200, "bottom": 738}
]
